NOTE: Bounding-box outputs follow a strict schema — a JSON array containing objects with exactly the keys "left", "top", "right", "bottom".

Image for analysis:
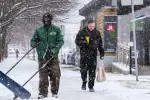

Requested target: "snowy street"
[
  {"left": 0, "top": 57, "right": 150, "bottom": 100},
  {"left": 1, "top": 0, "right": 150, "bottom": 100}
]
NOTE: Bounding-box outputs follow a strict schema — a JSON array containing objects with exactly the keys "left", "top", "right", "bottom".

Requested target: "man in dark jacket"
[
  {"left": 75, "top": 19, "right": 104, "bottom": 92},
  {"left": 30, "top": 13, "right": 64, "bottom": 99}
]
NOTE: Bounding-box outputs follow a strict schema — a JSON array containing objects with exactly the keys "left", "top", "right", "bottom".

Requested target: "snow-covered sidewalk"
[{"left": 0, "top": 57, "right": 150, "bottom": 100}]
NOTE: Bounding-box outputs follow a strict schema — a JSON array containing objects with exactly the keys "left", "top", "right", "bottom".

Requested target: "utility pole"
[
  {"left": 28, "top": 39, "right": 30, "bottom": 59},
  {"left": 60, "top": 25, "right": 65, "bottom": 63},
  {"left": 131, "top": 0, "right": 138, "bottom": 81}
]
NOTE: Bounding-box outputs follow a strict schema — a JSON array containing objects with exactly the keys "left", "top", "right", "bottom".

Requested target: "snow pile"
[{"left": 32, "top": 97, "right": 66, "bottom": 100}]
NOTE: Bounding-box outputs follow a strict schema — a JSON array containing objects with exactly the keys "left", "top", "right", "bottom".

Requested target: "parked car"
[
  {"left": 8, "top": 48, "right": 15, "bottom": 54},
  {"left": 62, "top": 53, "right": 67, "bottom": 64},
  {"left": 71, "top": 51, "right": 80, "bottom": 66},
  {"left": 74, "top": 52, "right": 80, "bottom": 66},
  {"left": 67, "top": 51, "right": 73, "bottom": 65}
]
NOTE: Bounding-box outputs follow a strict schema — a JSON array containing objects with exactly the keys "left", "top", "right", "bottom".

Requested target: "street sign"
[
  {"left": 128, "top": 42, "right": 133, "bottom": 47},
  {"left": 121, "top": 0, "right": 143, "bottom": 6}
]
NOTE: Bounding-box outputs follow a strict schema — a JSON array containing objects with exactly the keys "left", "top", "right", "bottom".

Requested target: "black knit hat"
[{"left": 43, "top": 13, "right": 53, "bottom": 22}]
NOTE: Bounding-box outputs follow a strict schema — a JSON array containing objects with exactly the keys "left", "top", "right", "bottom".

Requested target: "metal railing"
[{"left": 117, "top": 43, "right": 130, "bottom": 67}]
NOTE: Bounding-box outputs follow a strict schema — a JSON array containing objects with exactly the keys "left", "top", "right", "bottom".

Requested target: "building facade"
[{"left": 79, "top": 0, "right": 150, "bottom": 74}]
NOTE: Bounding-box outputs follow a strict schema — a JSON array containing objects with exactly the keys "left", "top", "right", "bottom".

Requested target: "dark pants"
[
  {"left": 16, "top": 54, "right": 18, "bottom": 59},
  {"left": 38, "top": 57, "right": 61, "bottom": 97},
  {"left": 80, "top": 55, "right": 97, "bottom": 88}
]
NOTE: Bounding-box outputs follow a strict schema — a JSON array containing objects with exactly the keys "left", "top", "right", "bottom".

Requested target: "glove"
[
  {"left": 38, "top": 59, "right": 46, "bottom": 65},
  {"left": 50, "top": 48, "right": 58, "bottom": 56},
  {"left": 100, "top": 54, "right": 104, "bottom": 60},
  {"left": 82, "top": 40, "right": 89, "bottom": 45},
  {"left": 32, "top": 37, "right": 41, "bottom": 47},
  {"left": 32, "top": 42, "right": 41, "bottom": 48}
]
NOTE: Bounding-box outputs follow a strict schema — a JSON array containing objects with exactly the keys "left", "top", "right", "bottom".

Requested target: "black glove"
[
  {"left": 38, "top": 58, "right": 47, "bottom": 65},
  {"left": 31, "top": 38, "right": 41, "bottom": 48},
  {"left": 100, "top": 54, "right": 104, "bottom": 60},
  {"left": 82, "top": 40, "right": 89, "bottom": 45},
  {"left": 32, "top": 42, "right": 41, "bottom": 48},
  {"left": 50, "top": 48, "right": 58, "bottom": 55},
  {"left": 44, "top": 48, "right": 58, "bottom": 58}
]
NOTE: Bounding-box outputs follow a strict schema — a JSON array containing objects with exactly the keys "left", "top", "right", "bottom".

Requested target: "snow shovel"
[
  {"left": 0, "top": 42, "right": 40, "bottom": 100},
  {"left": 13, "top": 56, "right": 54, "bottom": 100},
  {"left": 0, "top": 70, "right": 31, "bottom": 99}
]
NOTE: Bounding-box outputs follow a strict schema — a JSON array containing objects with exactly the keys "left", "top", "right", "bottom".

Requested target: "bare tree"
[{"left": 0, "top": 0, "right": 78, "bottom": 60}]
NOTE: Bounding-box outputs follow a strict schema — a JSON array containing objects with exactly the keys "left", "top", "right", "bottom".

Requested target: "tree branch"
[{"left": 0, "top": 5, "right": 43, "bottom": 27}]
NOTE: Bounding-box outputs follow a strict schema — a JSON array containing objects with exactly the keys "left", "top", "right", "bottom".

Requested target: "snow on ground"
[{"left": 0, "top": 56, "right": 150, "bottom": 100}]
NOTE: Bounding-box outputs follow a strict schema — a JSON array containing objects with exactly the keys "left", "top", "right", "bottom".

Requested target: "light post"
[
  {"left": 28, "top": 39, "right": 30, "bottom": 59},
  {"left": 33, "top": 47, "right": 35, "bottom": 60},
  {"left": 131, "top": 0, "right": 138, "bottom": 81},
  {"left": 60, "top": 25, "right": 65, "bottom": 63}
]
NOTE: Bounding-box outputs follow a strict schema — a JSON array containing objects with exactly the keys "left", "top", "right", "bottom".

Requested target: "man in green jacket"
[{"left": 30, "top": 13, "right": 64, "bottom": 99}]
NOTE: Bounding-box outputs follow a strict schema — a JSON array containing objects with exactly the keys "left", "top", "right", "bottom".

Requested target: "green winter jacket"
[{"left": 30, "top": 24, "right": 64, "bottom": 59}]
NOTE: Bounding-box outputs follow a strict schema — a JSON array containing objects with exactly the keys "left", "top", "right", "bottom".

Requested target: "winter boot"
[
  {"left": 38, "top": 95, "right": 47, "bottom": 99},
  {"left": 52, "top": 94, "right": 58, "bottom": 98},
  {"left": 81, "top": 82, "right": 86, "bottom": 90},
  {"left": 89, "top": 88, "right": 95, "bottom": 92}
]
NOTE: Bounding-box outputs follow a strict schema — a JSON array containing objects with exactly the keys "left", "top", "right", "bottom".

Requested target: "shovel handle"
[
  {"left": 6, "top": 47, "right": 34, "bottom": 74},
  {"left": 6, "top": 42, "right": 41, "bottom": 74}
]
